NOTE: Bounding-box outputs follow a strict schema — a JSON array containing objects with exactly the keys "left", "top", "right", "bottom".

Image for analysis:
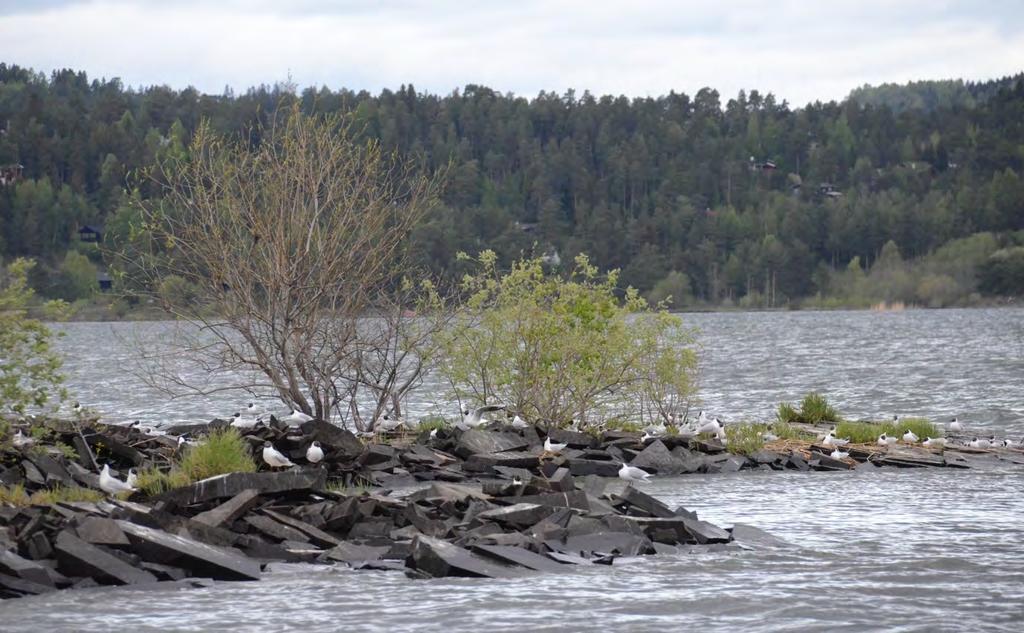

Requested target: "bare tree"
[{"left": 126, "top": 105, "right": 443, "bottom": 426}]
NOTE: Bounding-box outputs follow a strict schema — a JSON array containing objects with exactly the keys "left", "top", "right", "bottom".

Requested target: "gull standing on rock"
[
  {"left": 830, "top": 449, "right": 850, "bottom": 460},
  {"left": 306, "top": 441, "right": 324, "bottom": 464},
  {"left": 230, "top": 413, "right": 260, "bottom": 429},
  {"left": 698, "top": 417, "right": 723, "bottom": 435},
  {"left": 618, "top": 462, "right": 652, "bottom": 483},
  {"left": 126, "top": 468, "right": 138, "bottom": 488},
  {"left": 262, "top": 442, "right": 295, "bottom": 469},
  {"left": 282, "top": 409, "right": 314, "bottom": 426},
  {"left": 902, "top": 429, "right": 919, "bottom": 443},
  {"left": 878, "top": 433, "right": 897, "bottom": 446},
  {"left": 11, "top": 429, "right": 34, "bottom": 449},
  {"left": 99, "top": 464, "right": 136, "bottom": 496},
  {"left": 822, "top": 432, "right": 849, "bottom": 447},
  {"left": 923, "top": 437, "right": 947, "bottom": 448},
  {"left": 462, "top": 405, "right": 506, "bottom": 428},
  {"left": 544, "top": 437, "right": 567, "bottom": 454},
  {"left": 509, "top": 413, "right": 529, "bottom": 429},
  {"left": 378, "top": 415, "right": 404, "bottom": 433},
  {"left": 948, "top": 417, "right": 964, "bottom": 433}
]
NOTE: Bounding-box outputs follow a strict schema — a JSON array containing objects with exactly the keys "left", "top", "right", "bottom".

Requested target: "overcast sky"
[{"left": 1, "top": 0, "right": 1022, "bottom": 105}]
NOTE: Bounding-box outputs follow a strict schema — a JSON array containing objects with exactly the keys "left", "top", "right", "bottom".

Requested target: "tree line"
[{"left": 0, "top": 63, "right": 1022, "bottom": 308}]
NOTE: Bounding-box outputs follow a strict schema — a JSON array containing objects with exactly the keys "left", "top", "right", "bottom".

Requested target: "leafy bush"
[
  {"left": 439, "top": 251, "right": 698, "bottom": 427},
  {"left": 54, "top": 250, "right": 98, "bottom": 301},
  {"left": 777, "top": 392, "right": 841, "bottom": 424},
  {"left": 723, "top": 424, "right": 767, "bottom": 456},
  {"left": 0, "top": 259, "right": 68, "bottom": 414}
]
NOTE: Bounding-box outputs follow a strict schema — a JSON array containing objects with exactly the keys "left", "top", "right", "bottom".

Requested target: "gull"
[
  {"left": 72, "top": 402, "right": 83, "bottom": 415},
  {"left": 643, "top": 422, "right": 667, "bottom": 437},
  {"left": 230, "top": 412, "right": 260, "bottom": 429},
  {"left": 262, "top": 442, "right": 294, "bottom": 469},
  {"left": 968, "top": 437, "right": 990, "bottom": 449},
  {"left": 695, "top": 411, "right": 706, "bottom": 425},
  {"left": 511, "top": 475, "right": 523, "bottom": 486},
  {"left": 509, "top": 413, "right": 529, "bottom": 429},
  {"left": 126, "top": 468, "right": 138, "bottom": 488},
  {"left": 948, "top": 417, "right": 964, "bottom": 433},
  {"left": 818, "top": 425, "right": 838, "bottom": 441},
  {"left": 429, "top": 428, "right": 438, "bottom": 439},
  {"left": 830, "top": 449, "right": 849, "bottom": 460},
  {"left": 544, "top": 437, "right": 567, "bottom": 453},
  {"left": 11, "top": 429, "right": 34, "bottom": 449},
  {"left": 131, "top": 420, "right": 165, "bottom": 436},
  {"left": 377, "top": 415, "right": 404, "bottom": 433},
  {"left": 98, "top": 464, "right": 136, "bottom": 495},
  {"left": 902, "top": 430, "right": 919, "bottom": 443},
  {"left": 1001, "top": 438, "right": 1018, "bottom": 448},
  {"left": 306, "top": 441, "right": 324, "bottom": 463},
  {"left": 877, "top": 433, "right": 897, "bottom": 446},
  {"left": 282, "top": 409, "right": 314, "bottom": 426},
  {"left": 462, "top": 405, "right": 505, "bottom": 428},
  {"left": 762, "top": 431, "right": 779, "bottom": 442},
  {"left": 618, "top": 462, "right": 652, "bottom": 483},
  {"left": 892, "top": 414, "right": 901, "bottom": 424},
  {"left": 244, "top": 402, "right": 263, "bottom": 416},
  {"left": 698, "top": 418, "right": 723, "bottom": 435},
  {"left": 923, "top": 437, "right": 947, "bottom": 448},
  {"left": 822, "top": 432, "right": 849, "bottom": 447},
  {"left": 176, "top": 435, "right": 199, "bottom": 450}
]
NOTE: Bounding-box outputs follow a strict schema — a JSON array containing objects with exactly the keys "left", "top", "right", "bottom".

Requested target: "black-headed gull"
[
  {"left": 462, "top": 405, "right": 505, "bottom": 428},
  {"left": 306, "top": 441, "right": 324, "bottom": 463},
  {"left": 262, "top": 441, "right": 294, "bottom": 468},
  {"left": 99, "top": 464, "right": 136, "bottom": 495},
  {"left": 618, "top": 462, "right": 651, "bottom": 483}
]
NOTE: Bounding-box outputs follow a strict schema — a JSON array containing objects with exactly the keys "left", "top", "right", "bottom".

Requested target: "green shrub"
[
  {"left": 836, "top": 417, "right": 940, "bottom": 444},
  {"left": 724, "top": 424, "right": 767, "bottom": 456},
  {"left": 135, "top": 427, "right": 256, "bottom": 496},
  {"left": 776, "top": 392, "right": 841, "bottom": 424},
  {"left": 440, "top": 251, "right": 699, "bottom": 427}
]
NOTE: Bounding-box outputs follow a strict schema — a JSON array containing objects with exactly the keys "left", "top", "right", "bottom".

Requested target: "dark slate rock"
[
  {"left": 358, "top": 444, "right": 398, "bottom": 468},
  {"left": 810, "top": 452, "right": 853, "bottom": 471},
  {"left": 321, "top": 542, "right": 391, "bottom": 564},
  {"left": 23, "top": 531, "right": 53, "bottom": 560},
  {"left": 347, "top": 519, "right": 395, "bottom": 539},
  {"left": 476, "top": 503, "right": 554, "bottom": 527},
  {"left": 456, "top": 430, "right": 529, "bottom": 458},
  {"left": 669, "top": 446, "right": 706, "bottom": 473},
  {"left": 139, "top": 561, "right": 188, "bottom": 581},
  {"left": 75, "top": 517, "right": 130, "bottom": 547},
  {"left": 85, "top": 432, "right": 146, "bottom": 466},
  {"left": 547, "top": 467, "right": 575, "bottom": 492},
  {"left": 299, "top": 421, "right": 364, "bottom": 459},
  {"left": 0, "top": 550, "right": 54, "bottom": 587},
  {"left": 54, "top": 531, "right": 159, "bottom": 586},
  {"left": 463, "top": 451, "right": 540, "bottom": 472},
  {"left": 729, "top": 523, "right": 794, "bottom": 549},
  {"left": 192, "top": 489, "right": 262, "bottom": 527},
  {"left": 471, "top": 544, "right": 566, "bottom": 572},
  {"left": 751, "top": 449, "right": 784, "bottom": 465},
  {"left": 630, "top": 440, "right": 686, "bottom": 475},
  {"left": 787, "top": 453, "right": 810, "bottom": 471},
  {"left": 704, "top": 454, "right": 747, "bottom": 474},
  {"left": 0, "top": 572, "right": 56, "bottom": 595},
  {"left": 21, "top": 460, "right": 46, "bottom": 486},
  {"left": 513, "top": 490, "right": 591, "bottom": 512},
  {"left": 28, "top": 453, "right": 73, "bottom": 486},
  {"left": 261, "top": 509, "right": 343, "bottom": 548},
  {"left": 680, "top": 517, "right": 732, "bottom": 544},
  {"left": 567, "top": 459, "right": 620, "bottom": 477},
  {"left": 615, "top": 485, "right": 675, "bottom": 518},
  {"left": 546, "top": 429, "right": 597, "bottom": 449},
  {"left": 161, "top": 469, "right": 327, "bottom": 506},
  {"left": 116, "top": 520, "right": 261, "bottom": 581},
  {"left": 244, "top": 515, "right": 309, "bottom": 543},
  {"left": 560, "top": 532, "right": 653, "bottom": 557},
  {"left": 409, "top": 535, "right": 526, "bottom": 579},
  {"left": 545, "top": 551, "right": 594, "bottom": 565}
]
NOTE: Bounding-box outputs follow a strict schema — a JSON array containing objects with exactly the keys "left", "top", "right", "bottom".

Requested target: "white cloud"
[{"left": 0, "top": 0, "right": 1021, "bottom": 105}]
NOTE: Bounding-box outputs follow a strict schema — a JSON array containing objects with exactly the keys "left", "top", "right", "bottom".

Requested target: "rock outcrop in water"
[{"left": 1, "top": 414, "right": 1020, "bottom": 598}]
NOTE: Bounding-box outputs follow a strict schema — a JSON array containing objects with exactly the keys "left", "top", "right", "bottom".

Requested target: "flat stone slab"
[
  {"left": 54, "top": 530, "right": 158, "bottom": 586},
  {"left": 244, "top": 515, "right": 310, "bottom": 543},
  {"left": 456, "top": 430, "right": 530, "bottom": 458},
  {"left": 300, "top": 420, "right": 364, "bottom": 458},
  {"left": 410, "top": 535, "right": 527, "bottom": 578},
  {"left": 0, "top": 550, "right": 55, "bottom": 587},
  {"left": 477, "top": 503, "right": 555, "bottom": 527},
  {"left": 730, "top": 523, "right": 794, "bottom": 549},
  {"left": 615, "top": 485, "right": 676, "bottom": 518},
  {"left": 463, "top": 451, "right": 541, "bottom": 472},
  {"left": 321, "top": 542, "right": 391, "bottom": 564},
  {"left": 471, "top": 544, "right": 566, "bottom": 572},
  {"left": 75, "top": 517, "right": 130, "bottom": 547},
  {"left": 559, "top": 531, "right": 653, "bottom": 557},
  {"left": 261, "top": 509, "right": 343, "bottom": 548},
  {"left": 630, "top": 440, "right": 687, "bottom": 475},
  {"left": 192, "top": 489, "right": 262, "bottom": 527},
  {"left": 161, "top": 469, "right": 327, "bottom": 505},
  {"left": 116, "top": 520, "right": 261, "bottom": 581}
]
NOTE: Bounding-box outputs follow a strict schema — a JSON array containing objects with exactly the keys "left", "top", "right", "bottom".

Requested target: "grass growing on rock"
[
  {"left": 836, "top": 418, "right": 941, "bottom": 444},
  {"left": 0, "top": 484, "right": 104, "bottom": 506},
  {"left": 136, "top": 427, "right": 257, "bottom": 496},
  {"left": 723, "top": 424, "right": 767, "bottom": 456},
  {"left": 777, "top": 392, "right": 842, "bottom": 424}
]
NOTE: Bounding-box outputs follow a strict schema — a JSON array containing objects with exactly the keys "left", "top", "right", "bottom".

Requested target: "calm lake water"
[{"left": 4, "top": 308, "right": 1023, "bottom": 631}]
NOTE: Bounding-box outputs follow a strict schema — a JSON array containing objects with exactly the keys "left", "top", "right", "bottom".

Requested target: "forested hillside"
[{"left": 1, "top": 63, "right": 1022, "bottom": 309}]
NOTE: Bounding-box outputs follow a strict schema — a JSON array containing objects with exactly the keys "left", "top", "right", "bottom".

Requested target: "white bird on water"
[
  {"left": 923, "top": 437, "right": 947, "bottom": 448},
  {"left": 830, "top": 449, "right": 849, "bottom": 460},
  {"left": 902, "top": 430, "right": 919, "bottom": 443},
  {"left": 544, "top": 437, "right": 567, "bottom": 453},
  {"left": 462, "top": 405, "right": 505, "bottom": 428},
  {"left": 12, "top": 429, "right": 34, "bottom": 449},
  {"left": 948, "top": 417, "right": 964, "bottom": 433},
  {"left": 262, "top": 442, "right": 294, "bottom": 469},
  {"left": 99, "top": 464, "right": 136, "bottom": 495},
  {"left": 306, "top": 441, "right": 324, "bottom": 464},
  {"left": 618, "top": 462, "right": 652, "bottom": 483},
  {"left": 282, "top": 409, "right": 314, "bottom": 426}
]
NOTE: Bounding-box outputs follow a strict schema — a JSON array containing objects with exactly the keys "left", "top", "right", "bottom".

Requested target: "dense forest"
[{"left": 0, "top": 62, "right": 1022, "bottom": 310}]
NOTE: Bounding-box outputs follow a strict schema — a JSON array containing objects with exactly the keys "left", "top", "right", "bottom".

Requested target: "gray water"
[{"left": 5, "top": 308, "right": 1024, "bottom": 630}]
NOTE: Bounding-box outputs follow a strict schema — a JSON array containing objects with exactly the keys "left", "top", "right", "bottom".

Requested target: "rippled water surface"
[{"left": 5, "top": 308, "right": 1023, "bottom": 631}]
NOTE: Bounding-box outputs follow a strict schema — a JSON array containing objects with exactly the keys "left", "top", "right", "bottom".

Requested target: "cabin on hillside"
[
  {"left": 0, "top": 163, "right": 23, "bottom": 186},
  {"left": 97, "top": 272, "right": 112, "bottom": 292},
  {"left": 78, "top": 224, "right": 104, "bottom": 243},
  {"left": 818, "top": 183, "right": 843, "bottom": 199}
]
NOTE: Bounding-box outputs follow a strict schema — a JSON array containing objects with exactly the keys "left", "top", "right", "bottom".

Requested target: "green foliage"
[
  {"left": 776, "top": 392, "right": 841, "bottom": 424},
  {"left": 439, "top": 251, "right": 698, "bottom": 426},
  {"left": 979, "top": 247, "right": 1024, "bottom": 295},
  {"left": 54, "top": 250, "right": 98, "bottom": 301},
  {"left": 135, "top": 428, "right": 256, "bottom": 496},
  {"left": 723, "top": 424, "right": 767, "bottom": 456},
  {"left": 157, "top": 274, "right": 199, "bottom": 309},
  {"left": 836, "top": 418, "right": 941, "bottom": 444},
  {"left": 647, "top": 271, "right": 694, "bottom": 309},
  {"left": 0, "top": 484, "right": 104, "bottom": 507},
  {"left": 0, "top": 259, "right": 67, "bottom": 414}
]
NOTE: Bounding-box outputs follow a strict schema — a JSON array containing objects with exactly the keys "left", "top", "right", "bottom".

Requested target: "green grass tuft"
[
  {"left": 836, "top": 417, "right": 941, "bottom": 444},
  {"left": 0, "top": 484, "right": 104, "bottom": 506},
  {"left": 777, "top": 392, "right": 842, "bottom": 424},
  {"left": 135, "top": 427, "right": 256, "bottom": 496},
  {"left": 723, "top": 424, "right": 767, "bottom": 456}
]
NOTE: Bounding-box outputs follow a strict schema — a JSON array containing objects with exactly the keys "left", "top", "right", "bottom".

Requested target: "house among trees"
[
  {"left": 97, "top": 271, "right": 112, "bottom": 291},
  {"left": 818, "top": 183, "right": 843, "bottom": 198},
  {"left": 0, "top": 163, "right": 23, "bottom": 186},
  {"left": 77, "top": 224, "right": 104, "bottom": 243},
  {"left": 749, "top": 157, "right": 777, "bottom": 171}
]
